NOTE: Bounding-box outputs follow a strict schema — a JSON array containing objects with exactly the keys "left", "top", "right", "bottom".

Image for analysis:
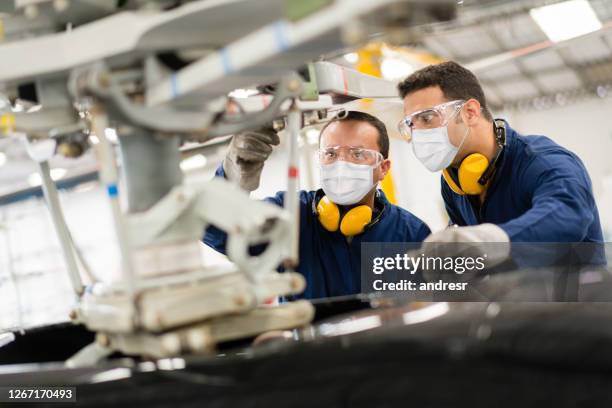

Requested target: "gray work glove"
[
  {"left": 418, "top": 223, "right": 511, "bottom": 283},
  {"left": 223, "top": 126, "right": 280, "bottom": 191}
]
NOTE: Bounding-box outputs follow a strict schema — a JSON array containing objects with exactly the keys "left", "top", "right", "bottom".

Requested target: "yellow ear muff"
[
  {"left": 458, "top": 153, "right": 489, "bottom": 195},
  {"left": 339, "top": 205, "right": 372, "bottom": 236},
  {"left": 442, "top": 168, "right": 465, "bottom": 195},
  {"left": 317, "top": 196, "right": 340, "bottom": 232}
]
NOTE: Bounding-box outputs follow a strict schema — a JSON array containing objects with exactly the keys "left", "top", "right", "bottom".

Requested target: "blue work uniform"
[
  {"left": 204, "top": 165, "right": 431, "bottom": 299},
  {"left": 442, "top": 121, "right": 603, "bottom": 243}
]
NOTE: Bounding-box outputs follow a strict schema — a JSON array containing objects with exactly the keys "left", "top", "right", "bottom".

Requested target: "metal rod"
[
  {"left": 90, "top": 108, "right": 137, "bottom": 308},
  {"left": 37, "top": 160, "right": 84, "bottom": 297},
  {"left": 285, "top": 102, "right": 301, "bottom": 267}
]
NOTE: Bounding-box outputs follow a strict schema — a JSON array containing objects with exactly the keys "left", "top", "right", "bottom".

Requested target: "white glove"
[
  {"left": 419, "top": 223, "right": 511, "bottom": 281},
  {"left": 223, "top": 126, "right": 280, "bottom": 191}
]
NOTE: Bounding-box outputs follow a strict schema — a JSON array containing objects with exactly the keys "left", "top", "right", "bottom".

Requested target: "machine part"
[
  {"left": 227, "top": 93, "right": 333, "bottom": 120},
  {"left": 285, "top": 102, "right": 301, "bottom": 267},
  {"left": 298, "top": 63, "right": 319, "bottom": 101},
  {"left": 78, "top": 66, "right": 217, "bottom": 134},
  {"left": 78, "top": 271, "right": 306, "bottom": 334},
  {"left": 73, "top": 300, "right": 314, "bottom": 365},
  {"left": 80, "top": 67, "right": 302, "bottom": 139},
  {"left": 186, "top": 178, "right": 292, "bottom": 277},
  {"left": 313, "top": 61, "right": 398, "bottom": 99},
  {"left": 57, "top": 141, "right": 84, "bottom": 157},
  {"left": 117, "top": 129, "right": 183, "bottom": 212},
  {"left": 204, "top": 73, "right": 303, "bottom": 138},
  {"left": 89, "top": 107, "right": 137, "bottom": 315},
  {"left": 130, "top": 241, "right": 203, "bottom": 278},
  {"left": 146, "top": 0, "right": 412, "bottom": 106},
  {"left": 35, "top": 158, "right": 84, "bottom": 297},
  {"left": 208, "top": 300, "right": 314, "bottom": 343},
  {"left": 0, "top": 0, "right": 288, "bottom": 84}
]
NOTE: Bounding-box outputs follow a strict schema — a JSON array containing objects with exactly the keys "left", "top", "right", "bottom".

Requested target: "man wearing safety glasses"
[
  {"left": 397, "top": 61, "right": 603, "bottom": 247},
  {"left": 204, "top": 111, "right": 431, "bottom": 299}
]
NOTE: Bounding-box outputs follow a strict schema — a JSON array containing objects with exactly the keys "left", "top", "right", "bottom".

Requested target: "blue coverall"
[
  {"left": 442, "top": 121, "right": 603, "bottom": 243},
  {"left": 204, "top": 166, "right": 431, "bottom": 299}
]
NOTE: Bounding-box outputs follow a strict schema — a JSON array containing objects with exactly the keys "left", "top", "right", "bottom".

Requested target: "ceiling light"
[
  {"left": 305, "top": 128, "right": 320, "bottom": 145},
  {"left": 380, "top": 58, "right": 413, "bottom": 81},
  {"left": 343, "top": 52, "right": 358, "bottom": 64},
  {"left": 530, "top": 0, "right": 602, "bottom": 42},
  {"left": 104, "top": 128, "right": 118, "bottom": 143},
  {"left": 228, "top": 89, "right": 258, "bottom": 99},
  {"left": 180, "top": 154, "right": 208, "bottom": 171}
]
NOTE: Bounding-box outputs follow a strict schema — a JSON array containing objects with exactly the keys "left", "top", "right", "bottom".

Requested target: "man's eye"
[{"left": 422, "top": 113, "right": 434, "bottom": 123}]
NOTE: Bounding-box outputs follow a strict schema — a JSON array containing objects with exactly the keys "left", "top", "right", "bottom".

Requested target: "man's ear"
[
  {"left": 379, "top": 159, "right": 391, "bottom": 179},
  {"left": 461, "top": 98, "right": 482, "bottom": 126}
]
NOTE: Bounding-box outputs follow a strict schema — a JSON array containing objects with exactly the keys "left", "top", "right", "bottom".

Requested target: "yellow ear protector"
[
  {"left": 442, "top": 119, "right": 506, "bottom": 195},
  {"left": 313, "top": 191, "right": 384, "bottom": 237}
]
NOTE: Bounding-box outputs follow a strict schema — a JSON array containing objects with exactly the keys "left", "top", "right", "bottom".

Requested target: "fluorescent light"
[
  {"left": 381, "top": 58, "right": 414, "bottom": 81},
  {"left": 180, "top": 154, "right": 208, "bottom": 171},
  {"left": 104, "top": 128, "right": 118, "bottom": 143},
  {"left": 530, "top": 0, "right": 602, "bottom": 42},
  {"left": 343, "top": 52, "right": 358, "bottom": 64},
  {"left": 228, "top": 88, "right": 258, "bottom": 99},
  {"left": 305, "top": 128, "right": 320, "bottom": 145},
  {"left": 27, "top": 168, "right": 67, "bottom": 187},
  {"left": 0, "top": 152, "right": 6, "bottom": 167}
]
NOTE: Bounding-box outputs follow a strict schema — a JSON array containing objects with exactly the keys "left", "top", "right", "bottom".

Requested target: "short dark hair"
[
  {"left": 319, "top": 110, "right": 390, "bottom": 159},
  {"left": 397, "top": 61, "right": 493, "bottom": 121}
]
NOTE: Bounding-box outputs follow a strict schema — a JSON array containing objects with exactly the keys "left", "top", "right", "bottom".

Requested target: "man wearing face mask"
[
  {"left": 397, "top": 61, "right": 603, "bottom": 251},
  {"left": 203, "top": 111, "right": 431, "bottom": 299}
]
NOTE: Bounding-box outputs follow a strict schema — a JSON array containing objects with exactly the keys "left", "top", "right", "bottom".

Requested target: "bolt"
[
  {"left": 234, "top": 294, "right": 247, "bottom": 307},
  {"left": 287, "top": 79, "right": 301, "bottom": 92},
  {"left": 97, "top": 333, "right": 111, "bottom": 347},
  {"left": 98, "top": 73, "right": 111, "bottom": 89},
  {"left": 58, "top": 142, "right": 84, "bottom": 158}
]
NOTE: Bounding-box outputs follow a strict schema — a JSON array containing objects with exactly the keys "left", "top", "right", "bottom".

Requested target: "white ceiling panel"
[
  {"left": 421, "top": 37, "right": 455, "bottom": 60},
  {"left": 495, "top": 79, "right": 540, "bottom": 101},
  {"left": 535, "top": 70, "right": 583, "bottom": 92},
  {"left": 437, "top": 27, "right": 501, "bottom": 59},
  {"left": 482, "top": 84, "right": 503, "bottom": 107},
  {"left": 491, "top": 14, "right": 548, "bottom": 49},
  {"left": 562, "top": 36, "right": 612, "bottom": 64},
  {"left": 521, "top": 49, "right": 566, "bottom": 72},
  {"left": 478, "top": 61, "right": 522, "bottom": 81}
]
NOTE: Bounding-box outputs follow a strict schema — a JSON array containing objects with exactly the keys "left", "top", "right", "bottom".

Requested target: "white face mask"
[
  {"left": 411, "top": 126, "right": 468, "bottom": 172},
  {"left": 320, "top": 161, "right": 376, "bottom": 205}
]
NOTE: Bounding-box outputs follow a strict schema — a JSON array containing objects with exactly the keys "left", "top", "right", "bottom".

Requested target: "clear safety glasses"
[
  {"left": 397, "top": 99, "right": 465, "bottom": 142},
  {"left": 318, "top": 146, "right": 383, "bottom": 166}
]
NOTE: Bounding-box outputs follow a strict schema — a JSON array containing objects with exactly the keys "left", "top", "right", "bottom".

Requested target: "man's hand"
[{"left": 223, "top": 126, "right": 280, "bottom": 191}]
